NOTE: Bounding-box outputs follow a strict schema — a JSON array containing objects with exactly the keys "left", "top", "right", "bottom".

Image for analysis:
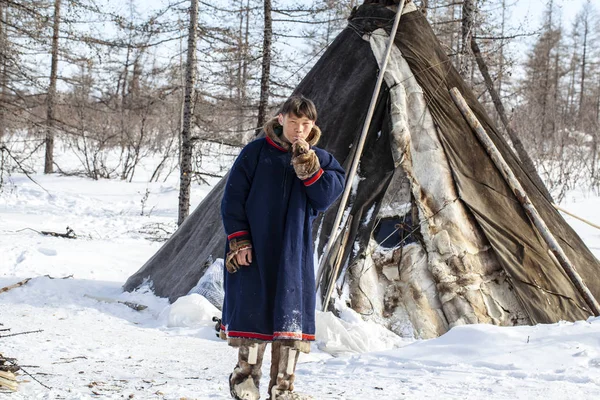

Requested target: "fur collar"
[{"left": 264, "top": 117, "right": 321, "bottom": 151}]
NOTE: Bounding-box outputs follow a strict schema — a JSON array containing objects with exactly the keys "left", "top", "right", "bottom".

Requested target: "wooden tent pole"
[
  {"left": 553, "top": 204, "right": 600, "bottom": 231},
  {"left": 322, "top": 216, "right": 353, "bottom": 313},
  {"left": 449, "top": 87, "right": 600, "bottom": 317},
  {"left": 317, "top": 0, "right": 407, "bottom": 311}
]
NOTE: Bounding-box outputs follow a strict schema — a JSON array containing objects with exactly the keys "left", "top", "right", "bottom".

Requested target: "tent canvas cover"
[{"left": 124, "top": 0, "right": 600, "bottom": 339}]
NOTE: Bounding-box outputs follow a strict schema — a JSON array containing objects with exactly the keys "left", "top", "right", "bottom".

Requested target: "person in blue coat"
[{"left": 221, "top": 96, "right": 345, "bottom": 400}]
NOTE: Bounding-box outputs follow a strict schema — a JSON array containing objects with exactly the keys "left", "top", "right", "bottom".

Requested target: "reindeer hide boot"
[
  {"left": 229, "top": 342, "right": 267, "bottom": 400},
  {"left": 267, "top": 341, "right": 313, "bottom": 400}
]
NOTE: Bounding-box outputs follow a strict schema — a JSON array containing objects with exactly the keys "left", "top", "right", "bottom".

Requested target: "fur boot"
[
  {"left": 267, "top": 341, "right": 313, "bottom": 400},
  {"left": 229, "top": 342, "right": 267, "bottom": 400}
]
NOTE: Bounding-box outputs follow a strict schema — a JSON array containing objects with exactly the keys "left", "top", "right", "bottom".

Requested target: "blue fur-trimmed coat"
[{"left": 220, "top": 119, "right": 345, "bottom": 342}]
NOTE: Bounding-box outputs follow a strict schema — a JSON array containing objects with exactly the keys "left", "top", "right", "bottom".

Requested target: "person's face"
[{"left": 278, "top": 112, "right": 314, "bottom": 143}]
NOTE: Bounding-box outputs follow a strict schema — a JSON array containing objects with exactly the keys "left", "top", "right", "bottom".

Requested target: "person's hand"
[
  {"left": 236, "top": 247, "right": 252, "bottom": 266},
  {"left": 292, "top": 138, "right": 309, "bottom": 157}
]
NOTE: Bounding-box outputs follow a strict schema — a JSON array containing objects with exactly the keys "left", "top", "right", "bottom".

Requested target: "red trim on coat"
[
  {"left": 274, "top": 331, "right": 316, "bottom": 341},
  {"left": 224, "top": 328, "right": 315, "bottom": 342},
  {"left": 303, "top": 168, "right": 324, "bottom": 187},
  {"left": 266, "top": 136, "right": 288, "bottom": 152},
  {"left": 227, "top": 230, "right": 249, "bottom": 240},
  {"left": 226, "top": 330, "right": 275, "bottom": 341}
]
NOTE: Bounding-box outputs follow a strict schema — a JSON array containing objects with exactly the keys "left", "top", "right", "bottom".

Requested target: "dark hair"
[{"left": 280, "top": 95, "right": 317, "bottom": 121}]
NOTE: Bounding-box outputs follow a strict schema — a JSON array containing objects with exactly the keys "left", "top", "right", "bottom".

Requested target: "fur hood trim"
[{"left": 264, "top": 117, "right": 321, "bottom": 151}]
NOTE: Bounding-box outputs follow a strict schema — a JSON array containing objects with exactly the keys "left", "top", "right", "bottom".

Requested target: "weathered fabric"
[
  {"left": 365, "top": 24, "right": 530, "bottom": 333},
  {"left": 388, "top": 7, "right": 600, "bottom": 322},
  {"left": 221, "top": 118, "right": 345, "bottom": 342}
]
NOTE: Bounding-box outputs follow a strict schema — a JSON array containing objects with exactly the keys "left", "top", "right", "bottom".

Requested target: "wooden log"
[
  {"left": 449, "top": 87, "right": 600, "bottom": 317},
  {"left": 0, "top": 278, "right": 31, "bottom": 294},
  {"left": 0, "top": 330, "right": 43, "bottom": 339},
  {"left": 553, "top": 204, "right": 600, "bottom": 231},
  {"left": 40, "top": 226, "right": 76, "bottom": 239},
  {"left": 0, "top": 370, "right": 18, "bottom": 391},
  {"left": 84, "top": 294, "right": 148, "bottom": 311},
  {"left": 323, "top": 215, "right": 353, "bottom": 311}
]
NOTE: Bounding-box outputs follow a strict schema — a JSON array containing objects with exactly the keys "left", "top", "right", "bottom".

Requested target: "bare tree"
[
  {"left": 577, "top": 0, "right": 591, "bottom": 124},
  {"left": 44, "top": 0, "right": 61, "bottom": 174},
  {"left": 257, "top": 0, "right": 272, "bottom": 129},
  {"left": 178, "top": 0, "right": 199, "bottom": 226},
  {"left": 0, "top": 1, "right": 7, "bottom": 141},
  {"left": 459, "top": 0, "right": 475, "bottom": 81},
  {"left": 496, "top": 0, "right": 507, "bottom": 101}
]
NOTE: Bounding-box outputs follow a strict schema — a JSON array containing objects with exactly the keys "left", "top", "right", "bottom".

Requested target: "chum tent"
[{"left": 124, "top": 0, "right": 600, "bottom": 339}]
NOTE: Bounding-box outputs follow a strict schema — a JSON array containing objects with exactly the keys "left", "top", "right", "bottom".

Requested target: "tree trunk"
[
  {"left": 538, "top": 45, "right": 551, "bottom": 138},
  {"left": 236, "top": 0, "right": 244, "bottom": 136},
  {"left": 0, "top": 3, "right": 7, "bottom": 141},
  {"left": 459, "top": 0, "right": 475, "bottom": 81},
  {"left": 45, "top": 0, "right": 61, "bottom": 174},
  {"left": 257, "top": 0, "right": 272, "bottom": 130},
  {"left": 593, "top": 80, "right": 600, "bottom": 187},
  {"left": 551, "top": 47, "right": 559, "bottom": 136},
  {"left": 538, "top": 0, "right": 555, "bottom": 139},
  {"left": 119, "top": 25, "right": 133, "bottom": 181},
  {"left": 497, "top": 0, "right": 506, "bottom": 98},
  {"left": 449, "top": 3, "right": 457, "bottom": 63},
  {"left": 241, "top": 0, "right": 250, "bottom": 131},
  {"left": 578, "top": 7, "right": 588, "bottom": 126},
  {"left": 471, "top": 38, "right": 554, "bottom": 203},
  {"left": 178, "top": 0, "right": 198, "bottom": 226},
  {"left": 567, "top": 48, "right": 577, "bottom": 126},
  {"left": 495, "top": 0, "right": 507, "bottom": 128}
]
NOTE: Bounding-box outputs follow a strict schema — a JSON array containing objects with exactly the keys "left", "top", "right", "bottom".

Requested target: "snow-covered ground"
[{"left": 1, "top": 148, "right": 600, "bottom": 399}]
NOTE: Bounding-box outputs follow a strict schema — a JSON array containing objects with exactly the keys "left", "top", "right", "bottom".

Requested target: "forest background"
[{"left": 0, "top": 0, "right": 598, "bottom": 225}]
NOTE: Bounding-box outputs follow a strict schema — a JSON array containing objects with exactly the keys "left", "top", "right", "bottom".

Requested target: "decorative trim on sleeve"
[
  {"left": 227, "top": 230, "right": 249, "bottom": 240},
  {"left": 303, "top": 168, "right": 324, "bottom": 186}
]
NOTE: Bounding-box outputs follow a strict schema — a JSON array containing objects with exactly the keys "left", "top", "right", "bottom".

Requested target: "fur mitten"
[
  {"left": 226, "top": 238, "right": 252, "bottom": 273},
  {"left": 292, "top": 150, "right": 320, "bottom": 180}
]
